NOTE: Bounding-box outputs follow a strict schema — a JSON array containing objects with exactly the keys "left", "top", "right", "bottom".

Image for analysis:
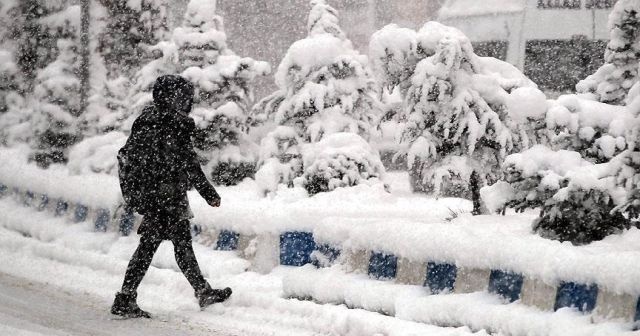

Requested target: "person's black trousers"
[{"left": 120, "top": 217, "right": 208, "bottom": 295}]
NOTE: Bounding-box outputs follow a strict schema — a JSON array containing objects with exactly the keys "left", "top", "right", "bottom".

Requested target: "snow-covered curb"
[{"left": 2, "top": 147, "right": 640, "bottom": 330}]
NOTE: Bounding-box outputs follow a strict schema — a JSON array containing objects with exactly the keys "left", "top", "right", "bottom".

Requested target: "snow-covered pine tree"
[
  {"left": 125, "top": 0, "right": 269, "bottom": 185},
  {"left": 0, "top": 50, "right": 20, "bottom": 114},
  {"left": 81, "top": 0, "right": 170, "bottom": 137},
  {"left": 0, "top": 49, "right": 28, "bottom": 146},
  {"left": 577, "top": 0, "right": 640, "bottom": 105},
  {"left": 373, "top": 22, "right": 542, "bottom": 201},
  {"left": 98, "top": 0, "right": 169, "bottom": 77},
  {"left": 253, "top": 0, "right": 384, "bottom": 195},
  {"left": 30, "top": 6, "right": 82, "bottom": 167},
  {"left": 177, "top": 0, "right": 269, "bottom": 185}
]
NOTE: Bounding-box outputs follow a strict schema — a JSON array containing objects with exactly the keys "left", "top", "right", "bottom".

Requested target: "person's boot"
[
  {"left": 111, "top": 292, "right": 151, "bottom": 318},
  {"left": 196, "top": 283, "right": 232, "bottom": 309}
]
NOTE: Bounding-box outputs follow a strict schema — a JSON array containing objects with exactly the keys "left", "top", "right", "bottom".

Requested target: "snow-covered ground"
[{"left": 0, "top": 196, "right": 487, "bottom": 336}]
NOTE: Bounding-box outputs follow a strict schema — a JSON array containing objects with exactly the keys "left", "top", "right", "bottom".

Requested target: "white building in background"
[{"left": 438, "top": 0, "right": 617, "bottom": 92}]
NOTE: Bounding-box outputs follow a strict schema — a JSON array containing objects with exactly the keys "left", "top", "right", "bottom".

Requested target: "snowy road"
[
  {"left": 0, "top": 197, "right": 484, "bottom": 336},
  {"left": 0, "top": 273, "right": 233, "bottom": 336}
]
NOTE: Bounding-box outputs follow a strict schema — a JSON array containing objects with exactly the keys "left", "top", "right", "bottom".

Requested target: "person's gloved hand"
[{"left": 210, "top": 197, "right": 221, "bottom": 208}]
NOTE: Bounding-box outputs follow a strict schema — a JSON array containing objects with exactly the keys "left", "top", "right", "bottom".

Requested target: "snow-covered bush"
[
  {"left": 577, "top": 0, "right": 640, "bottom": 105},
  {"left": 481, "top": 145, "right": 632, "bottom": 245},
  {"left": 481, "top": 146, "right": 592, "bottom": 213},
  {"left": 127, "top": 0, "right": 269, "bottom": 185},
  {"left": 370, "top": 21, "right": 543, "bottom": 197},
  {"left": 253, "top": 0, "right": 383, "bottom": 195},
  {"left": 67, "top": 131, "right": 127, "bottom": 175},
  {"left": 255, "top": 126, "right": 303, "bottom": 195},
  {"left": 302, "top": 133, "right": 385, "bottom": 195}
]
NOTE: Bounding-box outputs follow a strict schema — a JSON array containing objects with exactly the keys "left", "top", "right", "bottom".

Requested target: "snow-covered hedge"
[{"left": 301, "top": 133, "right": 386, "bottom": 195}]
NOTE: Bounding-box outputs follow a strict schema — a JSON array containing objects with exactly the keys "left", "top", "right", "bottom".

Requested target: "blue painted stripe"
[
  {"left": 280, "top": 232, "right": 315, "bottom": 266},
  {"left": 94, "top": 209, "right": 110, "bottom": 232},
  {"left": 368, "top": 252, "right": 397, "bottom": 280},
  {"left": 635, "top": 297, "right": 640, "bottom": 322},
  {"left": 55, "top": 200, "right": 68, "bottom": 217},
  {"left": 554, "top": 282, "right": 598, "bottom": 313},
  {"left": 37, "top": 194, "right": 49, "bottom": 211},
  {"left": 312, "top": 244, "right": 341, "bottom": 267},
  {"left": 488, "top": 269, "right": 524, "bottom": 303},
  {"left": 23, "top": 191, "right": 35, "bottom": 206},
  {"left": 216, "top": 230, "right": 240, "bottom": 251},
  {"left": 426, "top": 262, "right": 457, "bottom": 294},
  {"left": 0, "top": 183, "right": 7, "bottom": 197},
  {"left": 119, "top": 208, "right": 135, "bottom": 236},
  {"left": 191, "top": 223, "right": 202, "bottom": 238},
  {"left": 74, "top": 204, "right": 89, "bottom": 223}
]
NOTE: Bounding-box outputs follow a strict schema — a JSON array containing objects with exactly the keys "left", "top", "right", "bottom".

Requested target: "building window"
[
  {"left": 524, "top": 38, "right": 606, "bottom": 93},
  {"left": 472, "top": 41, "right": 508, "bottom": 61},
  {"left": 585, "top": 0, "right": 617, "bottom": 9},
  {"left": 537, "top": 0, "right": 582, "bottom": 9}
]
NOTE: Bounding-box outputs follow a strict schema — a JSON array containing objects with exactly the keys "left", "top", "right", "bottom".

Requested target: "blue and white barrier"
[
  {"left": 0, "top": 183, "right": 143, "bottom": 237},
  {"left": 1, "top": 177, "right": 639, "bottom": 328}
]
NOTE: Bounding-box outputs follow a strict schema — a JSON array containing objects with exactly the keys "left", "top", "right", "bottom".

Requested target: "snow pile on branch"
[
  {"left": 67, "top": 131, "right": 127, "bottom": 176},
  {"left": 480, "top": 145, "right": 593, "bottom": 212},
  {"left": 253, "top": 0, "right": 383, "bottom": 195},
  {"left": 370, "top": 21, "right": 542, "bottom": 196},
  {"left": 577, "top": 0, "right": 640, "bottom": 105}
]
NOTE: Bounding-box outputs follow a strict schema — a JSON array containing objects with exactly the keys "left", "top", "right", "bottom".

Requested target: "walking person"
[{"left": 112, "top": 75, "right": 232, "bottom": 318}]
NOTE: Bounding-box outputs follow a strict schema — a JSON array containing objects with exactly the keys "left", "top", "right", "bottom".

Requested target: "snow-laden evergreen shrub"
[
  {"left": 481, "top": 145, "right": 633, "bottom": 245},
  {"left": 98, "top": 0, "right": 169, "bottom": 77},
  {"left": 545, "top": 95, "right": 632, "bottom": 163},
  {"left": 370, "top": 21, "right": 543, "bottom": 197},
  {"left": 0, "top": 49, "right": 27, "bottom": 146},
  {"left": 481, "top": 2, "right": 640, "bottom": 244},
  {"left": 302, "top": 133, "right": 385, "bottom": 195},
  {"left": 253, "top": 0, "right": 384, "bottom": 195},
  {"left": 0, "top": 50, "right": 20, "bottom": 114},
  {"left": 29, "top": 6, "right": 82, "bottom": 167},
  {"left": 577, "top": 0, "right": 640, "bottom": 105},
  {"left": 254, "top": 126, "right": 303, "bottom": 195}
]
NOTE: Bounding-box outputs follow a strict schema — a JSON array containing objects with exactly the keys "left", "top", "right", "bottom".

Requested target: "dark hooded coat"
[{"left": 122, "top": 75, "right": 220, "bottom": 240}]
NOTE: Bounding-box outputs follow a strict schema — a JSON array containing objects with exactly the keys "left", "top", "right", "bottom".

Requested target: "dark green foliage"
[
  {"left": 209, "top": 161, "right": 255, "bottom": 186},
  {"left": 533, "top": 188, "right": 631, "bottom": 245}
]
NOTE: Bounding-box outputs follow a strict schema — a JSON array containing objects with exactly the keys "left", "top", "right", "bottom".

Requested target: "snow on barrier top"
[
  {"left": 0, "top": 147, "right": 121, "bottom": 208},
  {"left": 3, "top": 146, "right": 640, "bottom": 297},
  {"left": 313, "top": 215, "right": 640, "bottom": 296}
]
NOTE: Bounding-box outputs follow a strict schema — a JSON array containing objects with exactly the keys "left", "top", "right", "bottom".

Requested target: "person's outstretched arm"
[{"left": 183, "top": 120, "right": 221, "bottom": 207}]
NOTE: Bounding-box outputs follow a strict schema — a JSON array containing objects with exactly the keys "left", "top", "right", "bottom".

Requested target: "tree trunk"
[
  {"left": 17, "top": 0, "right": 44, "bottom": 94},
  {"left": 470, "top": 170, "right": 482, "bottom": 215},
  {"left": 78, "top": 0, "right": 91, "bottom": 116}
]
